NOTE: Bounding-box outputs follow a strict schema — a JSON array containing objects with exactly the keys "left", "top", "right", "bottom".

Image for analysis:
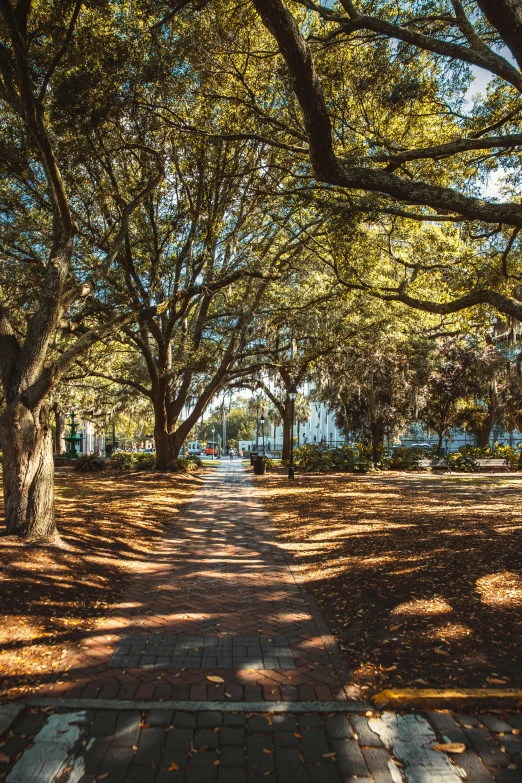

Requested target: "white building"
[{"left": 77, "top": 420, "right": 106, "bottom": 455}]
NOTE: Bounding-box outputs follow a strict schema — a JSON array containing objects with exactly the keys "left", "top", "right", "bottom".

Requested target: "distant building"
[{"left": 77, "top": 420, "right": 105, "bottom": 455}]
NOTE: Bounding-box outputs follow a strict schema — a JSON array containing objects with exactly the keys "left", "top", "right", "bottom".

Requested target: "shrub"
[
  {"left": 294, "top": 443, "right": 333, "bottom": 472},
  {"left": 490, "top": 443, "right": 521, "bottom": 469},
  {"left": 451, "top": 443, "right": 520, "bottom": 470},
  {"left": 389, "top": 446, "right": 427, "bottom": 470},
  {"left": 134, "top": 452, "right": 156, "bottom": 470},
  {"left": 351, "top": 456, "right": 374, "bottom": 473},
  {"left": 178, "top": 456, "right": 203, "bottom": 472},
  {"left": 447, "top": 452, "right": 480, "bottom": 472},
  {"left": 74, "top": 453, "right": 106, "bottom": 472},
  {"left": 110, "top": 451, "right": 136, "bottom": 470},
  {"left": 293, "top": 442, "right": 374, "bottom": 473}
]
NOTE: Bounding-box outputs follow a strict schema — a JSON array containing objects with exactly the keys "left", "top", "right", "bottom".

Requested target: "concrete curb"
[
  {"left": 374, "top": 688, "right": 522, "bottom": 710},
  {"left": 22, "top": 698, "right": 370, "bottom": 713}
]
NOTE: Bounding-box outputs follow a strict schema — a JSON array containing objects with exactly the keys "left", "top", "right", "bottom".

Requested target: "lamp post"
[
  {"left": 260, "top": 414, "right": 265, "bottom": 455},
  {"left": 288, "top": 384, "right": 297, "bottom": 479},
  {"left": 211, "top": 425, "right": 215, "bottom": 460}
]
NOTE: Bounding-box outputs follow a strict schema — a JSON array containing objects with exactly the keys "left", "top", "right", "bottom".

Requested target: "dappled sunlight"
[
  {"left": 256, "top": 471, "right": 522, "bottom": 692},
  {"left": 477, "top": 571, "right": 522, "bottom": 606},
  {"left": 392, "top": 597, "right": 453, "bottom": 616},
  {"left": 0, "top": 471, "right": 202, "bottom": 697},
  {"left": 429, "top": 623, "right": 473, "bottom": 641}
]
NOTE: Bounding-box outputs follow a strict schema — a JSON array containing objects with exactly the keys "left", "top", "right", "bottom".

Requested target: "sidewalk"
[
  {"left": 2, "top": 462, "right": 522, "bottom": 782},
  {"left": 39, "top": 461, "right": 355, "bottom": 703}
]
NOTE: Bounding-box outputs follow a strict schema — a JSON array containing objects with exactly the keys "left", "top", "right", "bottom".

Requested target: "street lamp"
[
  {"left": 260, "top": 414, "right": 265, "bottom": 455},
  {"left": 211, "top": 425, "right": 215, "bottom": 460},
  {"left": 288, "top": 384, "right": 297, "bottom": 479}
]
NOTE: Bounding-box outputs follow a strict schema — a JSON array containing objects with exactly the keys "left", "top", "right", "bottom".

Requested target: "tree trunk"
[
  {"left": 0, "top": 402, "right": 57, "bottom": 541},
  {"left": 437, "top": 431, "right": 444, "bottom": 455},
  {"left": 281, "top": 402, "right": 292, "bottom": 461},
  {"left": 154, "top": 425, "right": 179, "bottom": 470},
  {"left": 53, "top": 403, "right": 66, "bottom": 455},
  {"left": 369, "top": 420, "right": 385, "bottom": 464},
  {"left": 476, "top": 408, "right": 496, "bottom": 448}
]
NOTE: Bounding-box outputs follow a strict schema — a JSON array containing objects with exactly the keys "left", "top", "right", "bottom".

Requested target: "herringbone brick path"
[{"left": 38, "top": 462, "right": 357, "bottom": 703}]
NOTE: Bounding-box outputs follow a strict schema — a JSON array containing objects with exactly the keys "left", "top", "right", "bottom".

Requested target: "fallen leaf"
[
  {"left": 167, "top": 762, "right": 180, "bottom": 771},
  {"left": 322, "top": 752, "right": 336, "bottom": 758},
  {"left": 213, "top": 760, "right": 220, "bottom": 766},
  {"left": 433, "top": 743, "right": 466, "bottom": 754},
  {"left": 0, "top": 753, "right": 10, "bottom": 763},
  {"left": 262, "top": 748, "right": 272, "bottom": 754},
  {"left": 207, "top": 676, "right": 224, "bottom": 683}
]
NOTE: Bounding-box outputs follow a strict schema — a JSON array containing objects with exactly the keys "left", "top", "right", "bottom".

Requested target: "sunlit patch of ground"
[
  {"left": 0, "top": 471, "right": 202, "bottom": 699},
  {"left": 255, "top": 471, "right": 522, "bottom": 694}
]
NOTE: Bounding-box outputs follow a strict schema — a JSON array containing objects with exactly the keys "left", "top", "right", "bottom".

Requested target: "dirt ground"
[
  {"left": 0, "top": 470, "right": 202, "bottom": 699},
  {"left": 255, "top": 471, "right": 522, "bottom": 696}
]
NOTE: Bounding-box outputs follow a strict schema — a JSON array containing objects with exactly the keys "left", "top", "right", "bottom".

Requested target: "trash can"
[
  {"left": 254, "top": 455, "right": 266, "bottom": 475},
  {"left": 250, "top": 451, "right": 258, "bottom": 466}
]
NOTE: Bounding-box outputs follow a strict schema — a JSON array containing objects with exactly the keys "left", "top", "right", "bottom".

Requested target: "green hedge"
[
  {"left": 109, "top": 451, "right": 157, "bottom": 470},
  {"left": 74, "top": 453, "right": 106, "bottom": 471},
  {"left": 178, "top": 456, "right": 203, "bottom": 472},
  {"left": 110, "top": 451, "right": 137, "bottom": 469},
  {"left": 293, "top": 443, "right": 374, "bottom": 473}
]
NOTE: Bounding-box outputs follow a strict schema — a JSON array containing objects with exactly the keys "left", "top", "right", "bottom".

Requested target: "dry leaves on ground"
[
  {"left": 0, "top": 470, "right": 202, "bottom": 699},
  {"left": 256, "top": 471, "right": 522, "bottom": 694}
]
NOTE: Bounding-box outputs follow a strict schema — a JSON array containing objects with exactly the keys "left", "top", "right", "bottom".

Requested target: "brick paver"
[
  {"left": 38, "top": 461, "right": 355, "bottom": 702},
  {"left": 2, "top": 704, "right": 522, "bottom": 782}
]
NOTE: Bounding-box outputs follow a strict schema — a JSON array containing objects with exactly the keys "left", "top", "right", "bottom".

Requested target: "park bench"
[
  {"left": 418, "top": 457, "right": 510, "bottom": 473},
  {"left": 476, "top": 458, "right": 510, "bottom": 472},
  {"left": 417, "top": 458, "right": 450, "bottom": 472}
]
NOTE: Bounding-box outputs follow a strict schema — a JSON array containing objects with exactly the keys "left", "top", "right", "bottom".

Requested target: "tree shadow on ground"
[
  {"left": 257, "top": 472, "right": 522, "bottom": 693},
  {"left": 0, "top": 464, "right": 347, "bottom": 701},
  {"left": 0, "top": 470, "right": 203, "bottom": 697}
]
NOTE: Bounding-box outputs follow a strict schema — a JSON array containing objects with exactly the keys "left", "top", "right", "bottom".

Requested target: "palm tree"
[
  {"left": 268, "top": 406, "right": 283, "bottom": 449},
  {"left": 294, "top": 395, "right": 311, "bottom": 446}
]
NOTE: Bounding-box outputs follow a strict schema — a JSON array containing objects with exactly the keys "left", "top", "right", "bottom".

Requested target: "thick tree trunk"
[
  {"left": 436, "top": 431, "right": 444, "bottom": 455},
  {"left": 154, "top": 426, "right": 179, "bottom": 470},
  {"left": 476, "top": 408, "right": 496, "bottom": 448},
  {"left": 281, "top": 402, "right": 292, "bottom": 461},
  {"left": 53, "top": 403, "right": 66, "bottom": 455},
  {"left": 0, "top": 402, "right": 57, "bottom": 541}
]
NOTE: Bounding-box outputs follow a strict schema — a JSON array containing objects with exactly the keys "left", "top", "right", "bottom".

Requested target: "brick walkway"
[{"left": 39, "top": 461, "right": 356, "bottom": 703}]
